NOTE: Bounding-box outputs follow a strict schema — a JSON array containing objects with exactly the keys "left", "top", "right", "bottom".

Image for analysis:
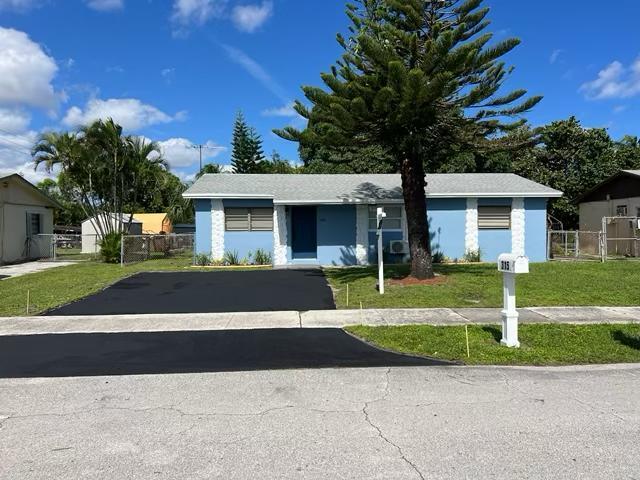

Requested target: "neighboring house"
[
  {"left": 0, "top": 174, "right": 60, "bottom": 265},
  {"left": 183, "top": 173, "right": 562, "bottom": 266},
  {"left": 81, "top": 214, "right": 143, "bottom": 253},
  {"left": 173, "top": 223, "right": 196, "bottom": 234},
  {"left": 133, "top": 213, "right": 172, "bottom": 234},
  {"left": 576, "top": 170, "right": 640, "bottom": 231}
]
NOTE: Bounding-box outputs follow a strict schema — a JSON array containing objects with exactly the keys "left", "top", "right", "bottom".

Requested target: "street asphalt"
[
  {"left": 1, "top": 364, "right": 638, "bottom": 479},
  {"left": 45, "top": 270, "right": 336, "bottom": 315},
  {"left": 0, "top": 328, "right": 448, "bottom": 378}
]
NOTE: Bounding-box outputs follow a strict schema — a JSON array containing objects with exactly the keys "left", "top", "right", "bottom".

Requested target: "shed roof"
[
  {"left": 183, "top": 173, "right": 562, "bottom": 204},
  {"left": 0, "top": 173, "right": 62, "bottom": 209}
]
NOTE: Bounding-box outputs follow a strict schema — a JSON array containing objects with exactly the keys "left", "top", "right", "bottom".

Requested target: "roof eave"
[{"left": 184, "top": 191, "right": 563, "bottom": 203}]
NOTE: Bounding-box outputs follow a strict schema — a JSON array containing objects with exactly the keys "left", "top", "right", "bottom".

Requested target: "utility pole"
[
  {"left": 192, "top": 144, "right": 204, "bottom": 174},
  {"left": 191, "top": 144, "right": 224, "bottom": 174}
]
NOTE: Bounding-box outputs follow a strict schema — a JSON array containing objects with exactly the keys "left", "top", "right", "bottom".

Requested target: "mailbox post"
[
  {"left": 377, "top": 207, "right": 387, "bottom": 295},
  {"left": 497, "top": 254, "right": 530, "bottom": 348}
]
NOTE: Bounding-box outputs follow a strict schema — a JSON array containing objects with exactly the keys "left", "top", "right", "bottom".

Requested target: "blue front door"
[{"left": 291, "top": 206, "right": 317, "bottom": 259}]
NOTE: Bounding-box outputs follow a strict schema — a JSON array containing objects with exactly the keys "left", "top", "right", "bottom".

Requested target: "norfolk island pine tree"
[{"left": 276, "top": 0, "right": 542, "bottom": 279}]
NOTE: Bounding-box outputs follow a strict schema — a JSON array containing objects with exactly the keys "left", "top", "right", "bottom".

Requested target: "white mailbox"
[
  {"left": 497, "top": 254, "right": 529, "bottom": 274},
  {"left": 376, "top": 208, "right": 387, "bottom": 295},
  {"left": 497, "top": 253, "right": 530, "bottom": 348}
]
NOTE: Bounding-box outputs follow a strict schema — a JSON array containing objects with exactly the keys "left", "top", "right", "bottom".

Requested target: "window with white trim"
[
  {"left": 478, "top": 206, "right": 511, "bottom": 230},
  {"left": 368, "top": 205, "right": 402, "bottom": 230},
  {"left": 616, "top": 205, "right": 628, "bottom": 217},
  {"left": 225, "top": 208, "right": 273, "bottom": 232}
]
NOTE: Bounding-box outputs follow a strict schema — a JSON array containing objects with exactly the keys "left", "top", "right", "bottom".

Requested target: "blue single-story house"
[{"left": 183, "top": 173, "right": 562, "bottom": 266}]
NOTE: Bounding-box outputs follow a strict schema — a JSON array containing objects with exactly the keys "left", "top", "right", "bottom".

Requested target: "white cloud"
[
  {"left": 222, "top": 44, "right": 288, "bottom": 102},
  {"left": 549, "top": 49, "right": 563, "bottom": 65},
  {"left": 580, "top": 56, "right": 640, "bottom": 100},
  {"left": 0, "top": 129, "right": 50, "bottom": 183},
  {"left": 261, "top": 102, "right": 300, "bottom": 118},
  {"left": 62, "top": 98, "right": 186, "bottom": 131},
  {"left": 0, "top": 27, "right": 59, "bottom": 109},
  {"left": 85, "top": 0, "right": 123, "bottom": 11},
  {"left": 0, "top": 0, "right": 40, "bottom": 12},
  {"left": 156, "top": 138, "right": 226, "bottom": 168},
  {"left": 0, "top": 108, "right": 31, "bottom": 133},
  {"left": 231, "top": 1, "right": 273, "bottom": 33},
  {"left": 171, "top": 0, "right": 226, "bottom": 27}
]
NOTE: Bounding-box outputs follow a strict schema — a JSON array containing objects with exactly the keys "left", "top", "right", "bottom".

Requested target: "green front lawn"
[
  {"left": 326, "top": 262, "right": 640, "bottom": 309},
  {"left": 0, "top": 258, "right": 267, "bottom": 317},
  {"left": 346, "top": 323, "right": 640, "bottom": 365}
]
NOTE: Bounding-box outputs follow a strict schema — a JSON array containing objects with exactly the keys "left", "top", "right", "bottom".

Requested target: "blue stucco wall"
[
  {"left": 193, "top": 194, "right": 549, "bottom": 264},
  {"left": 194, "top": 199, "right": 212, "bottom": 255},
  {"left": 222, "top": 199, "right": 274, "bottom": 260},
  {"left": 368, "top": 231, "right": 404, "bottom": 264},
  {"left": 428, "top": 198, "right": 467, "bottom": 260},
  {"left": 477, "top": 198, "right": 513, "bottom": 262},
  {"left": 317, "top": 205, "right": 357, "bottom": 265},
  {"left": 525, "top": 198, "right": 548, "bottom": 262}
]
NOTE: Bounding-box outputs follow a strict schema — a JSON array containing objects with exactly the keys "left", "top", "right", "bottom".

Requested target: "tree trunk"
[{"left": 400, "top": 155, "right": 434, "bottom": 280}]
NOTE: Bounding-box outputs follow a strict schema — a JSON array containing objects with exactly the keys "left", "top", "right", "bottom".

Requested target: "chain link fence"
[
  {"left": 121, "top": 234, "right": 194, "bottom": 265},
  {"left": 31, "top": 234, "right": 100, "bottom": 261},
  {"left": 548, "top": 231, "right": 603, "bottom": 261}
]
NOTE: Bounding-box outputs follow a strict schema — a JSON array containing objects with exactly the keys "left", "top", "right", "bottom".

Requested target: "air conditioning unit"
[{"left": 389, "top": 240, "right": 409, "bottom": 255}]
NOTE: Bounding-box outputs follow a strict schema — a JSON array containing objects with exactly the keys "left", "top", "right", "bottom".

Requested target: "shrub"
[
  {"left": 254, "top": 248, "right": 273, "bottom": 265},
  {"left": 463, "top": 249, "right": 482, "bottom": 263},
  {"left": 99, "top": 232, "right": 122, "bottom": 263},
  {"left": 222, "top": 250, "right": 241, "bottom": 265},
  {"left": 194, "top": 253, "right": 211, "bottom": 266},
  {"left": 432, "top": 251, "right": 446, "bottom": 264}
]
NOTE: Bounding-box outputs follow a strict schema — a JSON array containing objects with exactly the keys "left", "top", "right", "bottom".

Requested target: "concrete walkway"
[
  {"left": 0, "top": 261, "right": 75, "bottom": 280},
  {"left": 1, "top": 306, "right": 640, "bottom": 336}
]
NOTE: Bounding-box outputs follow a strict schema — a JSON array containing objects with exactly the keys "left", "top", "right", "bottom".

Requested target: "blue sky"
[{"left": 0, "top": 0, "right": 639, "bottom": 183}]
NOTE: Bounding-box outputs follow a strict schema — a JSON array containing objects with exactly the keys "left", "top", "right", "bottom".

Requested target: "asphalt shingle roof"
[{"left": 184, "top": 173, "right": 562, "bottom": 204}]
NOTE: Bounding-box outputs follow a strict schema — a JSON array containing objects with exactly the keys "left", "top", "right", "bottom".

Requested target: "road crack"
[{"left": 361, "top": 368, "right": 425, "bottom": 480}]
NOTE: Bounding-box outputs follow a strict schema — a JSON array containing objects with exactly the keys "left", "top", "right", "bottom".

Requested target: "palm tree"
[
  {"left": 33, "top": 131, "right": 113, "bottom": 237},
  {"left": 83, "top": 119, "right": 126, "bottom": 230},
  {"left": 196, "top": 163, "right": 223, "bottom": 178},
  {"left": 122, "top": 136, "right": 166, "bottom": 232}
]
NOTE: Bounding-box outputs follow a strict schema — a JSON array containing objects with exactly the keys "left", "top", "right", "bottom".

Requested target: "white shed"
[
  {"left": 81, "top": 214, "right": 143, "bottom": 253},
  {"left": 0, "top": 174, "right": 59, "bottom": 264}
]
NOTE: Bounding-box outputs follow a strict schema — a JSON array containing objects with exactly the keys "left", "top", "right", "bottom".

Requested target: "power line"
[
  {"left": 0, "top": 131, "right": 34, "bottom": 151},
  {"left": 191, "top": 144, "right": 224, "bottom": 173}
]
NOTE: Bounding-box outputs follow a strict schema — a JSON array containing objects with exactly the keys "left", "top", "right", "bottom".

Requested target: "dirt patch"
[{"left": 388, "top": 274, "right": 448, "bottom": 287}]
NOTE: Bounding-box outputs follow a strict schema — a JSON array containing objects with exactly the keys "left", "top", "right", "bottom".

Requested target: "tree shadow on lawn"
[
  {"left": 326, "top": 263, "right": 495, "bottom": 285},
  {"left": 481, "top": 325, "right": 502, "bottom": 343},
  {"left": 612, "top": 330, "right": 640, "bottom": 350}
]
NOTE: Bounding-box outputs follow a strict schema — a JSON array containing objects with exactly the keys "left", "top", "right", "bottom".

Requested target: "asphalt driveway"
[
  {"left": 46, "top": 269, "right": 336, "bottom": 316},
  {"left": 0, "top": 328, "right": 448, "bottom": 378}
]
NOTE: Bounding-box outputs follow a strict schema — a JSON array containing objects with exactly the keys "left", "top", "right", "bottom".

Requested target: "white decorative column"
[
  {"left": 465, "top": 198, "right": 479, "bottom": 253},
  {"left": 355, "top": 205, "right": 369, "bottom": 265},
  {"left": 273, "top": 205, "right": 288, "bottom": 266},
  {"left": 211, "top": 199, "right": 225, "bottom": 260},
  {"left": 511, "top": 197, "right": 525, "bottom": 256}
]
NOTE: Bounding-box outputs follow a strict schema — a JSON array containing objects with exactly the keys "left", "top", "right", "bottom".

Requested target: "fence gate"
[
  {"left": 33, "top": 234, "right": 100, "bottom": 261},
  {"left": 547, "top": 231, "right": 603, "bottom": 260},
  {"left": 602, "top": 216, "right": 640, "bottom": 259}
]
